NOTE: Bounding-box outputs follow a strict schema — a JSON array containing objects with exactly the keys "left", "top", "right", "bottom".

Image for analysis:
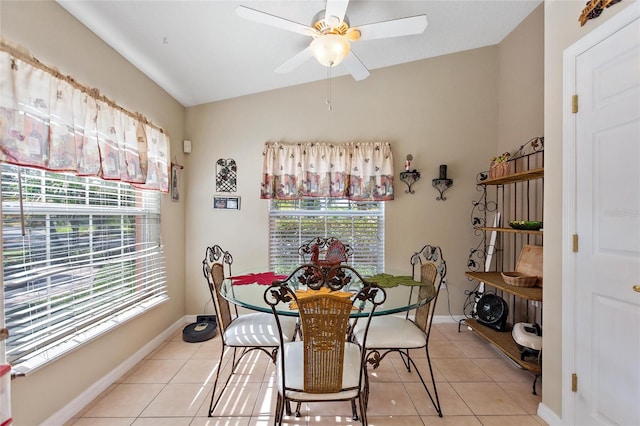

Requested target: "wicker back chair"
[
  {"left": 265, "top": 264, "right": 385, "bottom": 425},
  {"left": 209, "top": 262, "right": 234, "bottom": 331},
  {"left": 412, "top": 262, "right": 438, "bottom": 331},
  {"left": 352, "top": 244, "right": 446, "bottom": 417},
  {"left": 202, "top": 245, "right": 297, "bottom": 417},
  {"left": 299, "top": 294, "right": 353, "bottom": 393}
]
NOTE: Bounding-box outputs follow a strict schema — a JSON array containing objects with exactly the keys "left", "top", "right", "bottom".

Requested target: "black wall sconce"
[
  {"left": 400, "top": 154, "right": 420, "bottom": 194},
  {"left": 432, "top": 164, "right": 453, "bottom": 201}
]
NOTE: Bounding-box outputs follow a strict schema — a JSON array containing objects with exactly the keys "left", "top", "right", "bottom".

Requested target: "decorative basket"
[
  {"left": 489, "top": 162, "right": 510, "bottom": 179},
  {"left": 501, "top": 272, "right": 538, "bottom": 287},
  {"left": 515, "top": 245, "right": 543, "bottom": 287}
]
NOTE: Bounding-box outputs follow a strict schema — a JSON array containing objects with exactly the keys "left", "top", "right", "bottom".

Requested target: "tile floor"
[{"left": 66, "top": 322, "right": 545, "bottom": 425}]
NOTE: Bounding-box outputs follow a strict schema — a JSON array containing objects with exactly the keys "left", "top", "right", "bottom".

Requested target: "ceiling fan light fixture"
[{"left": 310, "top": 34, "right": 350, "bottom": 67}]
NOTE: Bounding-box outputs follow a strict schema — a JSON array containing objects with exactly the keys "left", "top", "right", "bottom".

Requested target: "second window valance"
[{"left": 260, "top": 141, "right": 394, "bottom": 201}]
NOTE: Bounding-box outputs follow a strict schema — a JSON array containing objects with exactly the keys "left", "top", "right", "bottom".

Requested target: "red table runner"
[{"left": 230, "top": 272, "right": 288, "bottom": 285}]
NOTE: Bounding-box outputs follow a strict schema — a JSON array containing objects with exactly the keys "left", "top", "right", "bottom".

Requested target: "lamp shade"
[{"left": 310, "top": 34, "right": 350, "bottom": 67}]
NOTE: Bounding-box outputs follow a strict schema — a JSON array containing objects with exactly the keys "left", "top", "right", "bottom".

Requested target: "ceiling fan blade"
[
  {"left": 324, "top": 0, "right": 349, "bottom": 23},
  {"left": 274, "top": 47, "right": 314, "bottom": 74},
  {"left": 356, "top": 15, "right": 428, "bottom": 41},
  {"left": 236, "top": 6, "right": 318, "bottom": 36},
  {"left": 341, "top": 51, "right": 370, "bottom": 81}
]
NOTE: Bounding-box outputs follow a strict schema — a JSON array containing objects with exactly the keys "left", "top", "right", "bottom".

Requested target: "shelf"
[
  {"left": 481, "top": 167, "right": 544, "bottom": 185},
  {"left": 464, "top": 319, "right": 542, "bottom": 375},
  {"left": 432, "top": 178, "right": 453, "bottom": 201},
  {"left": 399, "top": 171, "right": 420, "bottom": 194},
  {"left": 465, "top": 271, "right": 542, "bottom": 301},
  {"left": 476, "top": 226, "right": 543, "bottom": 235}
]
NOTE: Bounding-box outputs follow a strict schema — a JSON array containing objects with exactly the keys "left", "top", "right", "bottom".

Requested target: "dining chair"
[
  {"left": 298, "top": 236, "right": 354, "bottom": 265},
  {"left": 352, "top": 244, "right": 446, "bottom": 417},
  {"left": 202, "top": 244, "right": 297, "bottom": 417},
  {"left": 294, "top": 237, "right": 355, "bottom": 338},
  {"left": 265, "top": 265, "right": 385, "bottom": 425}
]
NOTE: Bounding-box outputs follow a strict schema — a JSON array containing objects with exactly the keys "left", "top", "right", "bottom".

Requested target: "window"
[
  {"left": 1, "top": 164, "right": 167, "bottom": 374},
  {"left": 269, "top": 198, "right": 384, "bottom": 276}
]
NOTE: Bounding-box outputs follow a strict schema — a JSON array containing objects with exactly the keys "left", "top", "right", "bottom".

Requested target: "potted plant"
[{"left": 489, "top": 152, "right": 511, "bottom": 178}]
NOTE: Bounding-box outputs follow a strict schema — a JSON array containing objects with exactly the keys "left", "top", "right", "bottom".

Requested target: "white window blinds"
[
  {"left": 269, "top": 198, "right": 384, "bottom": 276},
  {"left": 1, "top": 164, "right": 167, "bottom": 374}
]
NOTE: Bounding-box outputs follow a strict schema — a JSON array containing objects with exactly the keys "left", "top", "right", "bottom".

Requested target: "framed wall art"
[
  {"left": 213, "top": 196, "right": 240, "bottom": 210},
  {"left": 216, "top": 158, "right": 237, "bottom": 192}
]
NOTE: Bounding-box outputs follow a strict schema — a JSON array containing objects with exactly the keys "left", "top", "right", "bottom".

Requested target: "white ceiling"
[{"left": 57, "top": 0, "right": 541, "bottom": 107}]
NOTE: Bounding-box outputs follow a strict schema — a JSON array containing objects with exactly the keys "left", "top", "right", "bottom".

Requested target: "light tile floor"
[{"left": 66, "top": 322, "right": 546, "bottom": 426}]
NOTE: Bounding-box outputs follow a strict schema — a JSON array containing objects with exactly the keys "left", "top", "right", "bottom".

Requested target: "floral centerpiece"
[{"left": 489, "top": 152, "right": 511, "bottom": 178}]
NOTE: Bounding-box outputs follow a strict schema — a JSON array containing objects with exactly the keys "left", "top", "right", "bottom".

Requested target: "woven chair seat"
[
  {"left": 224, "top": 313, "right": 297, "bottom": 347},
  {"left": 353, "top": 316, "right": 426, "bottom": 349},
  {"left": 277, "top": 341, "right": 361, "bottom": 401}
]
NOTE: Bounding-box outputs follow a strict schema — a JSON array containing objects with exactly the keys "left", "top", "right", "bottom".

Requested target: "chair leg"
[
  {"left": 401, "top": 348, "right": 411, "bottom": 372},
  {"left": 358, "top": 393, "right": 368, "bottom": 426},
  {"left": 275, "top": 393, "right": 284, "bottom": 426},
  {"left": 210, "top": 345, "right": 280, "bottom": 417},
  {"left": 419, "top": 346, "right": 442, "bottom": 417},
  {"left": 363, "top": 360, "right": 373, "bottom": 411},
  {"left": 351, "top": 399, "right": 359, "bottom": 420},
  {"left": 208, "top": 344, "right": 229, "bottom": 416},
  {"left": 294, "top": 401, "right": 301, "bottom": 417},
  {"left": 425, "top": 346, "right": 442, "bottom": 417},
  {"left": 394, "top": 347, "right": 442, "bottom": 417}
]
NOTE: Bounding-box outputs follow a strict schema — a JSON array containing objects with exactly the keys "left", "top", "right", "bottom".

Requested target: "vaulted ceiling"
[{"left": 58, "top": 0, "right": 541, "bottom": 107}]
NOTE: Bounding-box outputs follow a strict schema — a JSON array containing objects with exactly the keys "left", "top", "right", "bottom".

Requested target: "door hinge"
[
  {"left": 572, "top": 95, "right": 579, "bottom": 113},
  {"left": 572, "top": 373, "right": 578, "bottom": 392},
  {"left": 572, "top": 234, "right": 579, "bottom": 252}
]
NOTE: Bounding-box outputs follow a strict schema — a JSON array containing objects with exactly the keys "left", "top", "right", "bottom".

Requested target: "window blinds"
[
  {"left": 269, "top": 198, "right": 384, "bottom": 276},
  {"left": 1, "top": 164, "right": 167, "bottom": 374}
]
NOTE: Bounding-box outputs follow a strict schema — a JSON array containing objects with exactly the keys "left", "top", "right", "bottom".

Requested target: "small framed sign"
[{"left": 213, "top": 196, "right": 240, "bottom": 210}]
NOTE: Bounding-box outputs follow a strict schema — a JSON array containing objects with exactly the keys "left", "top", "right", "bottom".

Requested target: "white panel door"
[{"left": 574, "top": 16, "right": 640, "bottom": 426}]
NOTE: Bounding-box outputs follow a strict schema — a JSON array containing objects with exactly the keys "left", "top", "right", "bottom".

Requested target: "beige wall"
[
  {"left": 498, "top": 4, "right": 544, "bottom": 150},
  {"left": 0, "top": 1, "right": 186, "bottom": 425},
  {"left": 183, "top": 46, "right": 502, "bottom": 321}
]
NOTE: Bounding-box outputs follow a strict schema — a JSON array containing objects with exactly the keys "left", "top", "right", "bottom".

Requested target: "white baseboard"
[
  {"left": 537, "top": 402, "right": 562, "bottom": 425},
  {"left": 43, "top": 316, "right": 187, "bottom": 426}
]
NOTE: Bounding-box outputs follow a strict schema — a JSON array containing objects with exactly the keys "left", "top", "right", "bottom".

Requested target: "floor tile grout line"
[{"left": 72, "top": 324, "right": 542, "bottom": 424}]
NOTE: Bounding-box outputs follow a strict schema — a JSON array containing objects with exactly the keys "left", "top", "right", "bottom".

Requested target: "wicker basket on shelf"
[{"left": 501, "top": 272, "right": 538, "bottom": 287}]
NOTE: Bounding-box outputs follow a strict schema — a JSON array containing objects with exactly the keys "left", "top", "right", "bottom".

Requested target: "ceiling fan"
[{"left": 236, "top": 0, "right": 428, "bottom": 81}]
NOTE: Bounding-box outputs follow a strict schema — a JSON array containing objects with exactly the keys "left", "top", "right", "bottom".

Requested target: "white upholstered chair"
[
  {"left": 265, "top": 265, "right": 385, "bottom": 425},
  {"left": 202, "top": 245, "right": 297, "bottom": 416},
  {"left": 352, "top": 244, "right": 446, "bottom": 417}
]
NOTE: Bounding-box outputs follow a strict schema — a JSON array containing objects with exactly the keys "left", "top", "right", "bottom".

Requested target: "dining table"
[{"left": 219, "top": 267, "right": 437, "bottom": 317}]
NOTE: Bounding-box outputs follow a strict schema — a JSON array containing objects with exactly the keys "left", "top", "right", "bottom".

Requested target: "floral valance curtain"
[
  {"left": 261, "top": 141, "right": 394, "bottom": 201},
  {"left": 0, "top": 47, "right": 170, "bottom": 192}
]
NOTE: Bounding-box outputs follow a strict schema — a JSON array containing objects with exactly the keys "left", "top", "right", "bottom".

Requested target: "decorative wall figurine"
[
  {"left": 579, "top": 0, "right": 622, "bottom": 26},
  {"left": 216, "top": 158, "right": 237, "bottom": 192},
  {"left": 171, "top": 163, "right": 183, "bottom": 202}
]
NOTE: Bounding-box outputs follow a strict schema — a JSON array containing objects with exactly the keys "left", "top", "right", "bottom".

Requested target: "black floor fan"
[{"left": 476, "top": 293, "right": 509, "bottom": 331}]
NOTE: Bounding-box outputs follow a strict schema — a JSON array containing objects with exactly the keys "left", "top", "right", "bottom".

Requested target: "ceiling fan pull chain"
[{"left": 326, "top": 66, "right": 332, "bottom": 111}]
